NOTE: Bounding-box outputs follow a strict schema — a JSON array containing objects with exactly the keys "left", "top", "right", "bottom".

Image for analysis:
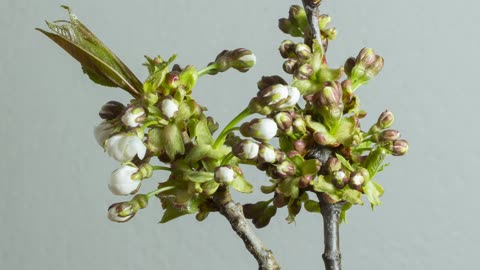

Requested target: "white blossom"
[
  {"left": 250, "top": 118, "right": 278, "bottom": 141},
  {"left": 238, "top": 54, "right": 256, "bottom": 65},
  {"left": 259, "top": 145, "right": 276, "bottom": 163},
  {"left": 109, "top": 165, "right": 141, "bottom": 196},
  {"left": 278, "top": 86, "right": 300, "bottom": 109},
  {"left": 106, "top": 134, "right": 147, "bottom": 162}
]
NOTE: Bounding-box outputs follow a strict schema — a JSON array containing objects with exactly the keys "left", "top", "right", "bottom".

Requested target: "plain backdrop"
[{"left": 1, "top": 0, "right": 478, "bottom": 269}]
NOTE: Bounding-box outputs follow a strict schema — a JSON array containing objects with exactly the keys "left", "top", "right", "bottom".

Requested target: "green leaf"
[
  {"left": 364, "top": 181, "right": 384, "bottom": 209},
  {"left": 231, "top": 175, "right": 253, "bottom": 193},
  {"left": 37, "top": 6, "right": 142, "bottom": 96},
  {"left": 334, "top": 117, "right": 355, "bottom": 145},
  {"left": 184, "top": 144, "right": 211, "bottom": 163},
  {"left": 335, "top": 153, "right": 355, "bottom": 172},
  {"left": 301, "top": 159, "right": 321, "bottom": 175},
  {"left": 146, "top": 128, "right": 163, "bottom": 155},
  {"left": 304, "top": 200, "right": 321, "bottom": 213},
  {"left": 342, "top": 189, "right": 364, "bottom": 205},
  {"left": 181, "top": 170, "right": 214, "bottom": 183},
  {"left": 193, "top": 117, "right": 214, "bottom": 145},
  {"left": 312, "top": 175, "right": 336, "bottom": 194},
  {"left": 277, "top": 177, "right": 300, "bottom": 198},
  {"left": 365, "top": 148, "right": 387, "bottom": 177},
  {"left": 143, "top": 54, "right": 177, "bottom": 92},
  {"left": 162, "top": 123, "right": 186, "bottom": 161}
]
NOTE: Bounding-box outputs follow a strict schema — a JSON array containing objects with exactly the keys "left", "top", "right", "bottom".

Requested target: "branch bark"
[
  {"left": 301, "top": 0, "right": 323, "bottom": 47},
  {"left": 318, "top": 194, "right": 345, "bottom": 270},
  {"left": 213, "top": 186, "right": 281, "bottom": 270}
]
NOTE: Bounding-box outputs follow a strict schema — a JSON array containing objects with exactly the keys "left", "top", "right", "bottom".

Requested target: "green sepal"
[
  {"left": 364, "top": 180, "right": 384, "bottom": 209},
  {"left": 162, "top": 123, "right": 186, "bottom": 161},
  {"left": 304, "top": 200, "right": 321, "bottom": 213},
  {"left": 180, "top": 170, "right": 214, "bottom": 183},
  {"left": 364, "top": 147, "right": 387, "bottom": 177},
  {"left": 201, "top": 180, "right": 220, "bottom": 196},
  {"left": 184, "top": 144, "right": 212, "bottom": 164},
  {"left": 286, "top": 199, "right": 302, "bottom": 223},
  {"left": 277, "top": 177, "right": 300, "bottom": 199},
  {"left": 301, "top": 159, "right": 321, "bottom": 175},
  {"left": 312, "top": 175, "right": 336, "bottom": 194},
  {"left": 231, "top": 175, "right": 253, "bottom": 193},
  {"left": 190, "top": 116, "right": 214, "bottom": 145},
  {"left": 335, "top": 153, "right": 355, "bottom": 172},
  {"left": 36, "top": 6, "right": 142, "bottom": 96}
]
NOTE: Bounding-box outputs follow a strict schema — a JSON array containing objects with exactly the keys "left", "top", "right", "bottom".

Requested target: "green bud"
[
  {"left": 179, "top": 65, "right": 198, "bottom": 92},
  {"left": 313, "top": 130, "right": 338, "bottom": 146},
  {"left": 99, "top": 101, "right": 125, "bottom": 120},
  {"left": 325, "top": 157, "right": 341, "bottom": 173},
  {"left": 269, "top": 160, "right": 296, "bottom": 179},
  {"left": 278, "top": 18, "right": 303, "bottom": 37},
  {"left": 274, "top": 112, "right": 293, "bottom": 132},
  {"left": 295, "top": 43, "right": 312, "bottom": 60},
  {"left": 108, "top": 201, "right": 137, "bottom": 223},
  {"left": 376, "top": 110, "right": 395, "bottom": 129},
  {"left": 318, "top": 14, "right": 331, "bottom": 29},
  {"left": 230, "top": 48, "right": 256, "bottom": 72},
  {"left": 344, "top": 57, "right": 356, "bottom": 78},
  {"left": 279, "top": 40, "right": 296, "bottom": 59},
  {"left": 257, "top": 75, "right": 288, "bottom": 91},
  {"left": 380, "top": 129, "right": 401, "bottom": 142},
  {"left": 288, "top": 5, "right": 307, "bottom": 29},
  {"left": 351, "top": 48, "right": 384, "bottom": 83},
  {"left": 283, "top": 58, "right": 298, "bottom": 74},
  {"left": 292, "top": 117, "right": 307, "bottom": 138},
  {"left": 294, "top": 63, "right": 313, "bottom": 80}
]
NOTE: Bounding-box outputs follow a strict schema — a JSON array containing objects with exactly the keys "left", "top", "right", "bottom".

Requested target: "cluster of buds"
[
  {"left": 248, "top": 76, "right": 301, "bottom": 115},
  {"left": 206, "top": 48, "right": 256, "bottom": 75},
  {"left": 345, "top": 48, "right": 384, "bottom": 87},
  {"left": 280, "top": 40, "right": 314, "bottom": 80},
  {"left": 278, "top": 5, "right": 307, "bottom": 37}
]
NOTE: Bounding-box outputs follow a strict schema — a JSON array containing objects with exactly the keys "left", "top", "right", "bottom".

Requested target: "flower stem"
[
  {"left": 198, "top": 63, "right": 219, "bottom": 77},
  {"left": 152, "top": 166, "right": 171, "bottom": 172},
  {"left": 213, "top": 107, "right": 252, "bottom": 148},
  {"left": 146, "top": 186, "right": 175, "bottom": 199}
]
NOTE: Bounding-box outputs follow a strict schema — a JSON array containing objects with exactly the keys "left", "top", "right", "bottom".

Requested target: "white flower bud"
[
  {"left": 109, "top": 165, "right": 141, "bottom": 196},
  {"left": 161, "top": 98, "right": 179, "bottom": 119},
  {"left": 214, "top": 166, "right": 236, "bottom": 184},
  {"left": 246, "top": 118, "right": 278, "bottom": 141},
  {"left": 94, "top": 121, "right": 114, "bottom": 147},
  {"left": 263, "top": 84, "right": 289, "bottom": 105},
  {"left": 106, "top": 134, "right": 147, "bottom": 162},
  {"left": 278, "top": 86, "right": 300, "bottom": 109},
  {"left": 238, "top": 53, "right": 256, "bottom": 66},
  {"left": 351, "top": 174, "right": 364, "bottom": 186},
  {"left": 258, "top": 144, "right": 276, "bottom": 163},
  {"left": 121, "top": 107, "right": 145, "bottom": 127},
  {"left": 233, "top": 140, "right": 260, "bottom": 160}
]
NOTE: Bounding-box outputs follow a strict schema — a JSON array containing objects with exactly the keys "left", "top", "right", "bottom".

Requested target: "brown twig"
[{"left": 213, "top": 186, "right": 281, "bottom": 270}]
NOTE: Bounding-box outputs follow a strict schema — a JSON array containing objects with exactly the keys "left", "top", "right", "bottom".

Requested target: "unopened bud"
[
  {"left": 356, "top": 48, "right": 377, "bottom": 68},
  {"left": 273, "top": 192, "right": 288, "bottom": 208},
  {"left": 295, "top": 43, "right": 312, "bottom": 60},
  {"left": 313, "top": 130, "right": 337, "bottom": 146},
  {"left": 278, "top": 18, "right": 303, "bottom": 37},
  {"left": 233, "top": 139, "right": 259, "bottom": 160},
  {"left": 293, "top": 139, "right": 307, "bottom": 155},
  {"left": 160, "top": 97, "right": 179, "bottom": 119},
  {"left": 257, "top": 84, "right": 289, "bottom": 106},
  {"left": 332, "top": 170, "right": 349, "bottom": 189},
  {"left": 278, "top": 86, "right": 301, "bottom": 109},
  {"left": 292, "top": 117, "right": 307, "bottom": 137},
  {"left": 288, "top": 5, "right": 307, "bottom": 29},
  {"left": 258, "top": 144, "right": 277, "bottom": 164},
  {"left": 377, "top": 110, "right": 395, "bottom": 129},
  {"left": 299, "top": 175, "right": 314, "bottom": 188},
  {"left": 109, "top": 165, "right": 142, "bottom": 196},
  {"left": 214, "top": 166, "right": 236, "bottom": 184},
  {"left": 231, "top": 49, "right": 256, "bottom": 72},
  {"left": 99, "top": 101, "right": 125, "bottom": 120},
  {"left": 270, "top": 160, "right": 297, "bottom": 179},
  {"left": 325, "top": 157, "right": 341, "bottom": 173},
  {"left": 121, "top": 106, "right": 146, "bottom": 128},
  {"left": 380, "top": 129, "right": 401, "bottom": 142},
  {"left": 390, "top": 139, "right": 409, "bottom": 156},
  {"left": 165, "top": 71, "right": 180, "bottom": 89},
  {"left": 294, "top": 63, "right": 313, "bottom": 80},
  {"left": 108, "top": 202, "right": 137, "bottom": 223},
  {"left": 349, "top": 168, "right": 369, "bottom": 191},
  {"left": 240, "top": 118, "right": 278, "bottom": 141},
  {"left": 323, "top": 28, "right": 337, "bottom": 40},
  {"left": 257, "top": 75, "right": 288, "bottom": 91},
  {"left": 318, "top": 14, "right": 331, "bottom": 29},
  {"left": 279, "top": 40, "right": 296, "bottom": 59},
  {"left": 283, "top": 59, "right": 298, "bottom": 74},
  {"left": 273, "top": 112, "right": 293, "bottom": 132},
  {"left": 344, "top": 57, "right": 356, "bottom": 78}
]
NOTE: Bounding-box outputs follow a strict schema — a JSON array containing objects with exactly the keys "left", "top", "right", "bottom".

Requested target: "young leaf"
[
  {"left": 231, "top": 175, "right": 253, "bottom": 193},
  {"left": 304, "top": 200, "right": 321, "bottom": 213},
  {"left": 36, "top": 6, "right": 143, "bottom": 96},
  {"left": 335, "top": 153, "right": 355, "bottom": 172},
  {"left": 364, "top": 180, "right": 384, "bottom": 209}
]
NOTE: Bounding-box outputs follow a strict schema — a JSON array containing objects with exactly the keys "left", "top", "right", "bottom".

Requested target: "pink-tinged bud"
[
  {"left": 390, "top": 139, "right": 409, "bottom": 156},
  {"left": 356, "top": 48, "right": 377, "bottom": 68},
  {"left": 274, "top": 112, "right": 293, "bottom": 131},
  {"left": 109, "top": 165, "right": 141, "bottom": 196},
  {"left": 108, "top": 202, "right": 137, "bottom": 223},
  {"left": 233, "top": 139, "right": 260, "bottom": 160},
  {"left": 165, "top": 72, "right": 180, "bottom": 89},
  {"left": 295, "top": 43, "right": 312, "bottom": 60},
  {"left": 377, "top": 110, "right": 395, "bottom": 129},
  {"left": 380, "top": 129, "right": 401, "bottom": 142},
  {"left": 299, "top": 175, "right": 314, "bottom": 188},
  {"left": 313, "top": 130, "right": 337, "bottom": 146},
  {"left": 332, "top": 170, "right": 349, "bottom": 189},
  {"left": 293, "top": 139, "right": 307, "bottom": 155},
  {"left": 121, "top": 106, "right": 146, "bottom": 128},
  {"left": 99, "top": 101, "right": 125, "bottom": 120},
  {"left": 257, "top": 75, "right": 288, "bottom": 91},
  {"left": 258, "top": 144, "right": 277, "bottom": 164},
  {"left": 351, "top": 48, "right": 384, "bottom": 82},
  {"left": 283, "top": 58, "right": 298, "bottom": 74},
  {"left": 240, "top": 118, "right": 278, "bottom": 141},
  {"left": 279, "top": 40, "right": 296, "bottom": 59},
  {"left": 214, "top": 166, "right": 236, "bottom": 184},
  {"left": 106, "top": 134, "right": 147, "bottom": 162}
]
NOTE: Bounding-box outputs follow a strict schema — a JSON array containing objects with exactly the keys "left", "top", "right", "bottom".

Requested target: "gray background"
[{"left": 1, "top": 0, "right": 477, "bottom": 269}]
